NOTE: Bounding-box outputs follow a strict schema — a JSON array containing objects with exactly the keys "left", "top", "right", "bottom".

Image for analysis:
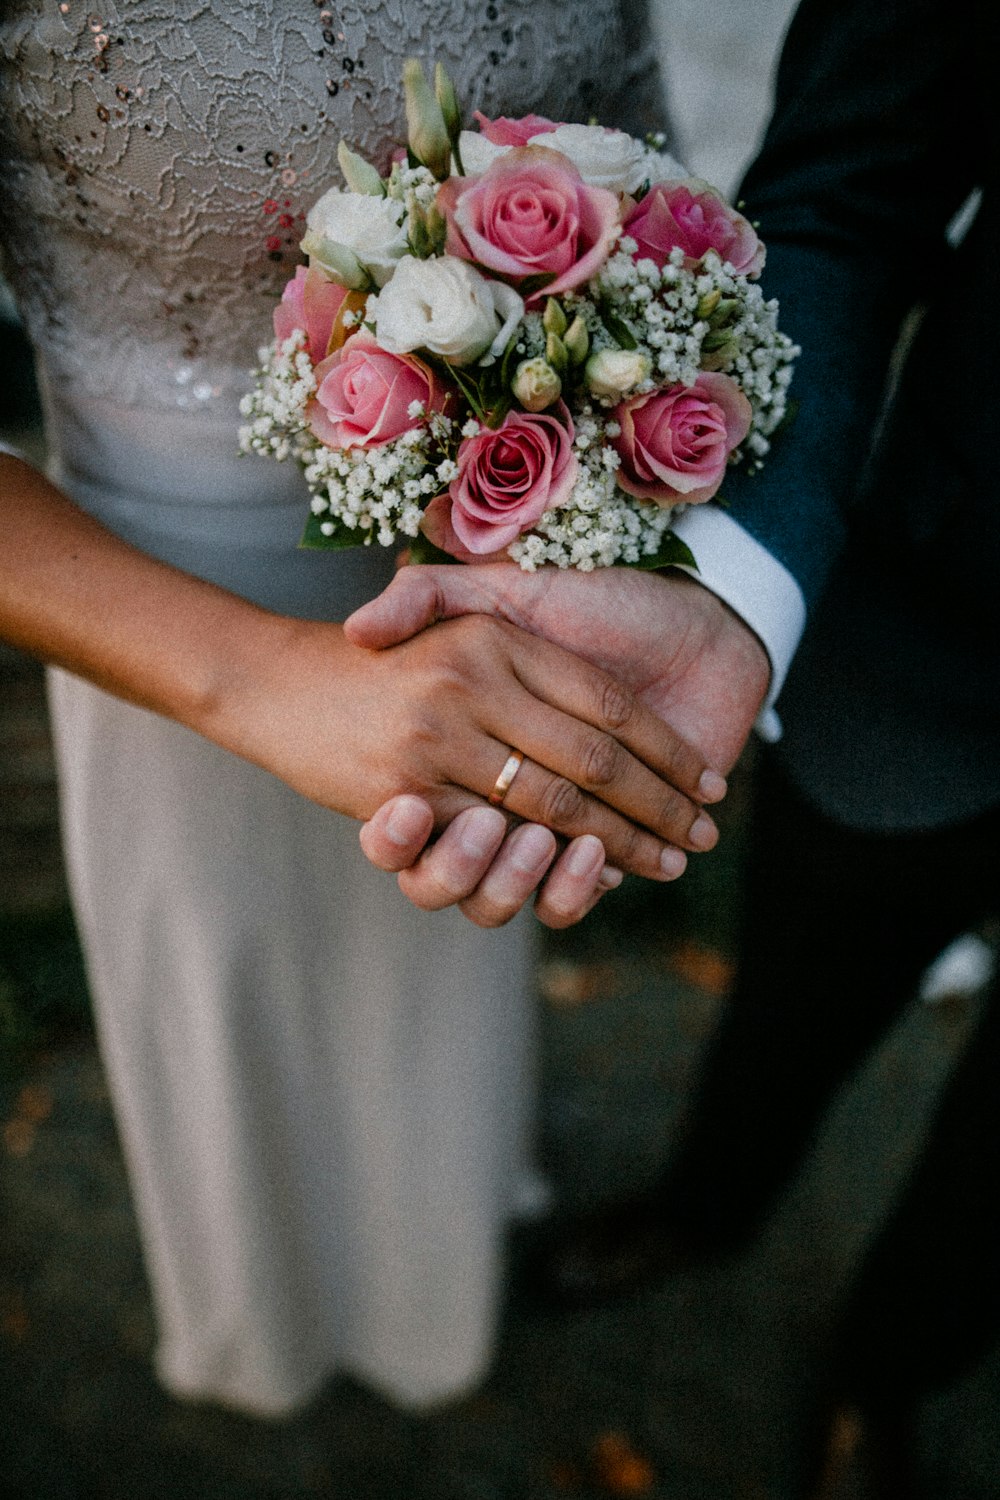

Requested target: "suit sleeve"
[{"left": 712, "top": 0, "right": 985, "bottom": 610}]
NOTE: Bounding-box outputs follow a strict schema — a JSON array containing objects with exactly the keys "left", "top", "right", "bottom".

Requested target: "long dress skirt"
[{"left": 44, "top": 393, "right": 537, "bottom": 1416}]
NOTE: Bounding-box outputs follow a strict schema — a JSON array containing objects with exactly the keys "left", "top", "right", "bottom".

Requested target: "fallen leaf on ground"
[
  {"left": 666, "top": 941, "right": 735, "bottom": 999},
  {"left": 538, "top": 960, "right": 624, "bottom": 1008},
  {"left": 16, "top": 1083, "right": 53, "bottom": 1122},
  {"left": 2, "top": 1119, "right": 35, "bottom": 1157},
  {"left": 591, "top": 1431, "right": 656, "bottom": 1495}
]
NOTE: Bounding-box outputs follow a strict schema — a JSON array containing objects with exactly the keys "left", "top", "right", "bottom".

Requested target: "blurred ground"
[{"left": 4, "top": 625, "right": 1000, "bottom": 1498}]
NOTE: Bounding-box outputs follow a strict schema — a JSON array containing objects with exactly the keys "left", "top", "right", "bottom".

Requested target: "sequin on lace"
[{"left": 0, "top": 0, "right": 666, "bottom": 411}]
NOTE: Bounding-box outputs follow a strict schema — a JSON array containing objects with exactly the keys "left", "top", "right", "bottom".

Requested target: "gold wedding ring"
[{"left": 488, "top": 749, "right": 524, "bottom": 806}]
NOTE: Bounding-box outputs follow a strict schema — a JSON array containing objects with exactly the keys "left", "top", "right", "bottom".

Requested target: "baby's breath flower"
[{"left": 242, "top": 111, "right": 796, "bottom": 572}]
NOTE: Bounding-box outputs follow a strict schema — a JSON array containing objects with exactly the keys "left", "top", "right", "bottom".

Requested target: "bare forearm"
[
  {"left": 0, "top": 452, "right": 296, "bottom": 740},
  {"left": 0, "top": 457, "right": 718, "bottom": 878}
]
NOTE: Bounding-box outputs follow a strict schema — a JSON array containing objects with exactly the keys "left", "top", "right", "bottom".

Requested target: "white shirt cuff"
[
  {"left": 671, "top": 502, "right": 806, "bottom": 741},
  {"left": 0, "top": 440, "right": 26, "bottom": 461}
]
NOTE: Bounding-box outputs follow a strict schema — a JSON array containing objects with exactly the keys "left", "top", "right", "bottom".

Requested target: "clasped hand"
[
  {"left": 244, "top": 606, "right": 726, "bottom": 928},
  {"left": 336, "top": 565, "right": 771, "bottom": 929}
]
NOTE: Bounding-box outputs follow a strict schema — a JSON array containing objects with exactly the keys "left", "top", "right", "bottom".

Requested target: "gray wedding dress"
[{"left": 0, "top": 0, "right": 665, "bottom": 1415}]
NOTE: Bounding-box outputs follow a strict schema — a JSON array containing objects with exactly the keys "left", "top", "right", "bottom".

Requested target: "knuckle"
[
  {"left": 613, "top": 819, "right": 644, "bottom": 871},
  {"left": 416, "top": 658, "right": 479, "bottom": 716},
  {"left": 457, "top": 612, "right": 501, "bottom": 653},
  {"left": 579, "top": 731, "right": 624, "bottom": 789},
  {"left": 539, "top": 775, "right": 586, "bottom": 830},
  {"left": 657, "top": 787, "right": 692, "bottom": 837},
  {"left": 664, "top": 737, "right": 701, "bottom": 794},
  {"left": 397, "top": 707, "right": 443, "bottom": 763},
  {"left": 598, "top": 677, "right": 636, "bottom": 732}
]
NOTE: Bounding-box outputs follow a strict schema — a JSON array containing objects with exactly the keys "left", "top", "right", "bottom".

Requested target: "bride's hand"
[
  {"left": 0, "top": 456, "right": 722, "bottom": 914},
  {"left": 212, "top": 611, "right": 724, "bottom": 887},
  {"left": 344, "top": 561, "right": 769, "bottom": 926}
]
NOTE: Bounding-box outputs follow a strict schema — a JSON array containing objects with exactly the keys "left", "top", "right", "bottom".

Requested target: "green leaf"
[
  {"left": 499, "top": 329, "right": 521, "bottom": 390},
  {"left": 300, "top": 510, "right": 367, "bottom": 550},
  {"left": 448, "top": 363, "right": 489, "bottom": 422},
  {"left": 631, "top": 530, "right": 699, "bottom": 572},
  {"left": 407, "top": 531, "right": 461, "bottom": 565},
  {"left": 602, "top": 312, "right": 638, "bottom": 350},
  {"left": 769, "top": 395, "right": 799, "bottom": 437}
]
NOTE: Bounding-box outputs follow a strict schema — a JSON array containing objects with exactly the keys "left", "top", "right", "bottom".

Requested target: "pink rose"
[
  {"left": 418, "top": 494, "right": 510, "bottom": 564},
  {"left": 623, "top": 181, "right": 765, "bottom": 277},
  {"left": 273, "top": 265, "right": 355, "bottom": 363},
  {"left": 472, "top": 110, "right": 561, "bottom": 146},
  {"left": 307, "top": 332, "right": 453, "bottom": 450},
  {"left": 438, "top": 146, "right": 621, "bottom": 301},
  {"left": 612, "top": 373, "right": 752, "bottom": 506},
  {"left": 446, "top": 404, "right": 578, "bottom": 554}
]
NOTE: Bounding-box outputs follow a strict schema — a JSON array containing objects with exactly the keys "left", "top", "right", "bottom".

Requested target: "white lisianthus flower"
[
  {"left": 585, "top": 348, "right": 652, "bottom": 397},
  {"left": 373, "top": 256, "right": 524, "bottom": 366},
  {"left": 639, "top": 146, "right": 691, "bottom": 186},
  {"left": 456, "top": 129, "right": 510, "bottom": 176},
  {"left": 303, "top": 188, "right": 408, "bottom": 286},
  {"left": 527, "top": 123, "right": 648, "bottom": 193}
]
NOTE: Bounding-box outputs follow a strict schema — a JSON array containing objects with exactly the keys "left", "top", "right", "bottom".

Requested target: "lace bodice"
[{"left": 0, "top": 0, "right": 666, "bottom": 415}]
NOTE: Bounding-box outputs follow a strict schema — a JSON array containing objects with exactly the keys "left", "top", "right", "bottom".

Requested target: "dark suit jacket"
[{"left": 721, "top": 0, "right": 999, "bottom": 830}]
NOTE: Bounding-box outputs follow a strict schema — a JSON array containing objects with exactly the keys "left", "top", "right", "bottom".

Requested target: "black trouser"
[{"left": 658, "top": 751, "right": 1000, "bottom": 1397}]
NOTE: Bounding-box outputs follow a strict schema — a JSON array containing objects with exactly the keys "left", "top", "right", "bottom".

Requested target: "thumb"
[{"left": 344, "top": 565, "right": 498, "bottom": 649}]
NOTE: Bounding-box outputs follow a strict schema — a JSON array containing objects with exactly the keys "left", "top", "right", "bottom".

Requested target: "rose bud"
[
  {"left": 336, "top": 141, "right": 385, "bottom": 198},
  {"left": 434, "top": 63, "right": 462, "bottom": 146},
  {"left": 512, "top": 357, "right": 563, "bottom": 412},
  {"left": 585, "top": 348, "right": 652, "bottom": 398},
  {"left": 403, "top": 58, "right": 452, "bottom": 180},
  {"left": 563, "top": 314, "right": 590, "bottom": 365}
]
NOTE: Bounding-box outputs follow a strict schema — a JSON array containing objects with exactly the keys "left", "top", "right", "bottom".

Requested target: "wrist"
[
  {"left": 193, "top": 610, "right": 371, "bottom": 817},
  {"left": 192, "top": 607, "right": 326, "bottom": 760},
  {"left": 671, "top": 501, "right": 806, "bottom": 705}
]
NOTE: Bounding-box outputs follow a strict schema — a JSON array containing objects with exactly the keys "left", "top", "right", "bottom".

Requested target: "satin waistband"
[
  {"left": 42, "top": 375, "right": 305, "bottom": 511},
  {"left": 39, "top": 374, "right": 397, "bottom": 620}
]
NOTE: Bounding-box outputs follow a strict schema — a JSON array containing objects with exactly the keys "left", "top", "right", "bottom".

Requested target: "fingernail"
[
  {"left": 598, "top": 864, "right": 624, "bottom": 890},
  {"left": 509, "top": 823, "right": 556, "bottom": 874},
  {"left": 688, "top": 813, "right": 717, "bottom": 851},
  {"left": 458, "top": 806, "right": 506, "bottom": 859},
  {"left": 565, "top": 835, "right": 604, "bottom": 879},
  {"left": 660, "top": 847, "right": 687, "bottom": 880},
  {"left": 385, "top": 796, "right": 430, "bottom": 847},
  {"left": 698, "top": 769, "right": 728, "bottom": 802}
]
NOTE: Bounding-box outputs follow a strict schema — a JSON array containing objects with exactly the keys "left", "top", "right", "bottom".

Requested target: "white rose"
[
  {"left": 303, "top": 188, "right": 408, "bottom": 287},
  {"left": 455, "top": 129, "right": 511, "bottom": 176},
  {"left": 585, "top": 348, "right": 652, "bottom": 398},
  {"left": 528, "top": 123, "right": 648, "bottom": 193},
  {"left": 373, "top": 256, "right": 524, "bottom": 366}
]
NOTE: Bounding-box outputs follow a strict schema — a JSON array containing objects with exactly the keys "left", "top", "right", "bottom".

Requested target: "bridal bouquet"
[{"left": 240, "top": 62, "right": 797, "bottom": 571}]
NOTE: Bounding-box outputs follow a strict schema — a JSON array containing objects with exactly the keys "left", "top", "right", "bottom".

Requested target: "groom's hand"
[
  {"left": 348, "top": 564, "right": 770, "bottom": 927},
  {"left": 347, "top": 564, "right": 770, "bottom": 770},
  {"left": 359, "top": 795, "right": 623, "bottom": 929}
]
